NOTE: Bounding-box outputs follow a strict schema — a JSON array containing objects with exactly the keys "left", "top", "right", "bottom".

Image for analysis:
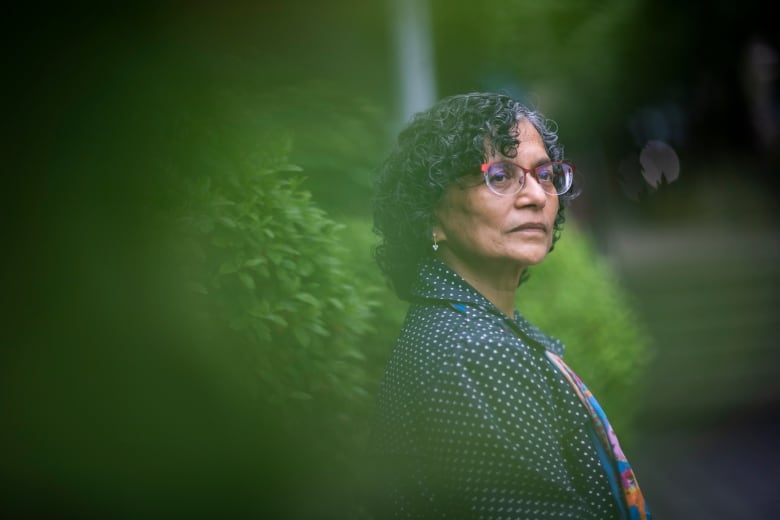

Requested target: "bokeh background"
[{"left": 4, "top": 0, "right": 779, "bottom": 518}]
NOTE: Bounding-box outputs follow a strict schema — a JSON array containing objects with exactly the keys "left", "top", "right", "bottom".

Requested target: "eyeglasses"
[{"left": 480, "top": 160, "right": 575, "bottom": 196}]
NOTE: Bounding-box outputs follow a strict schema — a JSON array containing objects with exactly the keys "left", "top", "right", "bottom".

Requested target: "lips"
[{"left": 509, "top": 222, "right": 548, "bottom": 233}]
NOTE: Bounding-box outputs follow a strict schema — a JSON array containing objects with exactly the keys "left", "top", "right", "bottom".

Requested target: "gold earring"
[{"left": 432, "top": 232, "right": 439, "bottom": 251}]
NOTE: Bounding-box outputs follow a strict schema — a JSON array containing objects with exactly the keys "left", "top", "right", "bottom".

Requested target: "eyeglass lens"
[{"left": 484, "top": 162, "right": 573, "bottom": 195}]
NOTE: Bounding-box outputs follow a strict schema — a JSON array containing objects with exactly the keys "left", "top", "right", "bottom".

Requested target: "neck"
[{"left": 437, "top": 251, "right": 523, "bottom": 317}]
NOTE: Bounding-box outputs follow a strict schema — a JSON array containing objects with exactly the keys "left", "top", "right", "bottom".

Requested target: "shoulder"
[
  {"left": 514, "top": 311, "right": 567, "bottom": 357},
  {"left": 394, "top": 301, "right": 554, "bottom": 389},
  {"left": 400, "top": 301, "right": 515, "bottom": 356}
]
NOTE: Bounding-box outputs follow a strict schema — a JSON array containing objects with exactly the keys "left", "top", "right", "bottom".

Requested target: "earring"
[{"left": 432, "top": 232, "right": 439, "bottom": 251}]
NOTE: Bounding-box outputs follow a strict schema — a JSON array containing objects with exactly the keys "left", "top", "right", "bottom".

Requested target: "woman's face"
[{"left": 433, "top": 119, "right": 559, "bottom": 276}]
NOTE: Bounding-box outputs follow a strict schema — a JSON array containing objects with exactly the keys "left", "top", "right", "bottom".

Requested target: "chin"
[{"left": 509, "top": 247, "right": 551, "bottom": 267}]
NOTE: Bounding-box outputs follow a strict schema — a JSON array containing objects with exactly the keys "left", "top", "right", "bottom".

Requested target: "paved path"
[{"left": 630, "top": 414, "right": 780, "bottom": 519}]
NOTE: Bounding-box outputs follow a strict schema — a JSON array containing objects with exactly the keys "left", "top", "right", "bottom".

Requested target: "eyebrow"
[
  {"left": 482, "top": 156, "right": 552, "bottom": 170},
  {"left": 531, "top": 157, "right": 552, "bottom": 168}
]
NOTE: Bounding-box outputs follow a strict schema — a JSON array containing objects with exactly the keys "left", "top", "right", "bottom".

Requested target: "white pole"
[{"left": 391, "top": 0, "right": 437, "bottom": 126}]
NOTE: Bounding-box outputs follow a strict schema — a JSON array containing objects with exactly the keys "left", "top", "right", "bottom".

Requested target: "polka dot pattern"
[{"left": 372, "top": 258, "right": 621, "bottom": 519}]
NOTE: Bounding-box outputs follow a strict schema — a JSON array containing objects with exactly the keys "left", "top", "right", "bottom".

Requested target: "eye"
[
  {"left": 536, "top": 163, "right": 566, "bottom": 186},
  {"left": 536, "top": 165, "right": 555, "bottom": 183},
  {"left": 536, "top": 162, "right": 574, "bottom": 193},
  {"left": 486, "top": 162, "right": 517, "bottom": 185}
]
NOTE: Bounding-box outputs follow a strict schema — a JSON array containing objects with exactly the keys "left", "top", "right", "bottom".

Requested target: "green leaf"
[
  {"left": 244, "top": 257, "right": 267, "bottom": 267},
  {"left": 238, "top": 272, "right": 255, "bottom": 290},
  {"left": 310, "top": 322, "right": 329, "bottom": 337},
  {"left": 218, "top": 216, "right": 238, "bottom": 229},
  {"left": 264, "top": 313, "right": 288, "bottom": 327},
  {"left": 218, "top": 261, "right": 238, "bottom": 275},
  {"left": 252, "top": 322, "right": 271, "bottom": 342},
  {"left": 293, "top": 328, "right": 311, "bottom": 347},
  {"left": 267, "top": 251, "right": 283, "bottom": 265},
  {"left": 277, "top": 163, "right": 304, "bottom": 172},
  {"left": 344, "top": 349, "right": 366, "bottom": 361},
  {"left": 295, "top": 293, "right": 319, "bottom": 306}
]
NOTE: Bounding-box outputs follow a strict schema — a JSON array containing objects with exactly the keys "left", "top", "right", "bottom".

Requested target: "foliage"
[
  {"left": 334, "top": 219, "right": 411, "bottom": 394},
  {"left": 175, "top": 138, "right": 379, "bottom": 448},
  {"left": 163, "top": 139, "right": 393, "bottom": 518},
  {"left": 1, "top": 31, "right": 390, "bottom": 512}
]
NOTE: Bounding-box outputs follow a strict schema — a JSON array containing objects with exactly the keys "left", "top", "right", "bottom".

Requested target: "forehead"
[
  {"left": 486, "top": 118, "right": 548, "bottom": 163},
  {"left": 502, "top": 119, "right": 549, "bottom": 160},
  {"left": 516, "top": 118, "right": 543, "bottom": 141}
]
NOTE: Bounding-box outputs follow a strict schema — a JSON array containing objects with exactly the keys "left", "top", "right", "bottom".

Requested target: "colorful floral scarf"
[{"left": 546, "top": 351, "right": 652, "bottom": 520}]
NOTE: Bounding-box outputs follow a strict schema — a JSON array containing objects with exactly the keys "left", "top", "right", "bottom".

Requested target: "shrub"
[
  {"left": 133, "top": 143, "right": 376, "bottom": 519},
  {"left": 333, "top": 219, "right": 410, "bottom": 398},
  {"left": 176, "top": 138, "right": 379, "bottom": 448},
  {"left": 4, "top": 98, "right": 387, "bottom": 519}
]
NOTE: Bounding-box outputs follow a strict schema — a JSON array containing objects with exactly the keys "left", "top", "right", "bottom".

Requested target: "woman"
[{"left": 371, "top": 92, "right": 650, "bottom": 519}]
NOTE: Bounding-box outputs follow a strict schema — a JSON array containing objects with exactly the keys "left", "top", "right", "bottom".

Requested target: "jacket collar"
[
  {"left": 410, "top": 256, "right": 499, "bottom": 311},
  {"left": 410, "top": 257, "right": 565, "bottom": 356}
]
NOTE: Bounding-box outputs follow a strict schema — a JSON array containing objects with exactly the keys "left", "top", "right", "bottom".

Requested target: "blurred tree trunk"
[{"left": 392, "top": 0, "right": 437, "bottom": 126}]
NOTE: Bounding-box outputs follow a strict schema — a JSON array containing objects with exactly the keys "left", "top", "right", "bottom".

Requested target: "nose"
[{"left": 515, "top": 172, "right": 548, "bottom": 208}]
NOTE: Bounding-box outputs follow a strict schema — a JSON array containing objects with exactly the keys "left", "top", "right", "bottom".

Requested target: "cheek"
[
  {"left": 547, "top": 197, "right": 560, "bottom": 222},
  {"left": 547, "top": 201, "right": 560, "bottom": 244},
  {"left": 436, "top": 187, "right": 514, "bottom": 245},
  {"left": 467, "top": 205, "right": 506, "bottom": 242},
  {"left": 439, "top": 192, "right": 484, "bottom": 229}
]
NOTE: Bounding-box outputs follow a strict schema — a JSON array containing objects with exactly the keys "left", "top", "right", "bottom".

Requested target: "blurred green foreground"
[{"left": 3, "top": 10, "right": 651, "bottom": 519}]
